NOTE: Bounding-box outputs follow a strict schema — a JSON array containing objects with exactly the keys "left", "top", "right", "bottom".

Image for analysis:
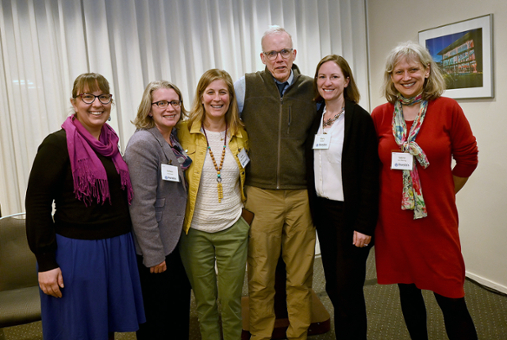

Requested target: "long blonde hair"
[{"left": 187, "top": 69, "right": 243, "bottom": 135}]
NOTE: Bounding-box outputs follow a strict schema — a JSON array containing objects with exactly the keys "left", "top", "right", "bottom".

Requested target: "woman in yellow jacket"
[{"left": 178, "top": 69, "right": 249, "bottom": 340}]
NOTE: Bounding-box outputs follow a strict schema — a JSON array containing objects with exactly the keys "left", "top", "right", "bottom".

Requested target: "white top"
[
  {"left": 314, "top": 106, "right": 345, "bottom": 201},
  {"left": 191, "top": 130, "right": 242, "bottom": 233}
]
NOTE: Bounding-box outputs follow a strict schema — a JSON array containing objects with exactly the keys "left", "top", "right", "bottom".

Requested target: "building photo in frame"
[{"left": 419, "top": 14, "right": 494, "bottom": 99}]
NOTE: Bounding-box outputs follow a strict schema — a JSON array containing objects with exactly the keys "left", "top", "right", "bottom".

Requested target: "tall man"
[{"left": 234, "top": 26, "right": 317, "bottom": 340}]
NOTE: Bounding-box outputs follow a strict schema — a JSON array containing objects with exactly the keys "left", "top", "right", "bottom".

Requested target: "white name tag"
[
  {"left": 391, "top": 152, "right": 414, "bottom": 170},
  {"left": 238, "top": 148, "right": 250, "bottom": 168},
  {"left": 313, "top": 134, "right": 331, "bottom": 149},
  {"left": 161, "top": 163, "right": 179, "bottom": 182}
]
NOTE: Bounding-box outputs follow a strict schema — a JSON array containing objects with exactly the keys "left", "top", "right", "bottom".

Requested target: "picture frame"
[{"left": 418, "top": 14, "right": 494, "bottom": 99}]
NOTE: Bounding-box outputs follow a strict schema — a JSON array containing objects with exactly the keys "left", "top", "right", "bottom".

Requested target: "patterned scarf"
[
  {"left": 169, "top": 130, "right": 192, "bottom": 171},
  {"left": 62, "top": 115, "right": 133, "bottom": 206},
  {"left": 392, "top": 93, "right": 429, "bottom": 219}
]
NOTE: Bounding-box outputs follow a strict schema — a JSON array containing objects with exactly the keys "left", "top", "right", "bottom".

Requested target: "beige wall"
[{"left": 367, "top": 1, "right": 507, "bottom": 293}]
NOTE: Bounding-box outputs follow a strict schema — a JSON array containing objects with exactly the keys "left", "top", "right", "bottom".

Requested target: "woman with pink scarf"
[{"left": 26, "top": 73, "right": 145, "bottom": 340}]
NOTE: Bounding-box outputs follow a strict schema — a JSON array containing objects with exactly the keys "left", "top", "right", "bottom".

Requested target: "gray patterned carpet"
[{"left": 2, "top": 253, "right": 506, "bottom": 339}]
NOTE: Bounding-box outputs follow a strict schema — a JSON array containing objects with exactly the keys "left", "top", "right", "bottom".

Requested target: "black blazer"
[{"left": 305, "top": 100, "right": 379, "bottom": 236}]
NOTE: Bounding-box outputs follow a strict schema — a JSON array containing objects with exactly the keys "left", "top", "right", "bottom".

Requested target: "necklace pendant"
[{"left": 217, "top": 182, "right": 223, "bottom": 203}]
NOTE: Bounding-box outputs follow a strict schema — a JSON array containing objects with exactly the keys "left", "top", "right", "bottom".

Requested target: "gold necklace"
[{"left": 202, "top": 125, "right": 227, "bottom": 203}]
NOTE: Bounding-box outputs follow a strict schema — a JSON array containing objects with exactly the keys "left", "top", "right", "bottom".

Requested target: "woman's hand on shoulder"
[
  {"left": 38, "top": 267, "right": 64, "bottom": 298},
  {"left": 149, "top": 260, "right": 167, "bottom": 274},
  {"left": 353, "top": 231, "right": 371, "bottom": 248}
]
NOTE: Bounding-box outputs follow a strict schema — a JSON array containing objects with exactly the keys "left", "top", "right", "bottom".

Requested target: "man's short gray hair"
[{"left": 261, "top": 25, "right": 293, "bottom": 51}]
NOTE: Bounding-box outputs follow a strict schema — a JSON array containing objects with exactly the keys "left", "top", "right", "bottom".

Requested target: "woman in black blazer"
[{"left": 306, "top": 55, "right": 379, "bottom": 339}]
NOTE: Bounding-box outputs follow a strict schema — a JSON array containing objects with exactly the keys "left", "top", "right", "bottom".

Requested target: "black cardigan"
[{"left": 305, "top": 100, "right": 379, "bottom": 236}]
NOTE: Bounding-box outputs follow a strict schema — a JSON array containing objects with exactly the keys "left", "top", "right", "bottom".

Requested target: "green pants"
[{"left": 180, "top": 217, "right": 249, "bottom": 340}]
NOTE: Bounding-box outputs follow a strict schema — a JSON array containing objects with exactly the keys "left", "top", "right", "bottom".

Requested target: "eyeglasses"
[
  {"left": 152, "top": 100, "right": 181, "bottom": 109},
  {"left": 76, "top": 93, "right": 113, "bottom": 105},
  {"left": 263, "top": 48, "right": 293, "bottom": 60}
]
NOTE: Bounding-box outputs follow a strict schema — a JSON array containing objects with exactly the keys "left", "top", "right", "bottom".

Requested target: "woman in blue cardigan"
[{"left": 306, "top": 55, "right": 379, "bottom": 340}]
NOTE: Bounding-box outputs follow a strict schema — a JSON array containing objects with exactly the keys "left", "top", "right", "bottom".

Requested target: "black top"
[{"left": 25, "top": 129, "right": 132, "bottom": 272}]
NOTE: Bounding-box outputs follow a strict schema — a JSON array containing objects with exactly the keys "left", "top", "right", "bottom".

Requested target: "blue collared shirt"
[{"left": 234, "top": 70, "right": 294, "bottom": 113}]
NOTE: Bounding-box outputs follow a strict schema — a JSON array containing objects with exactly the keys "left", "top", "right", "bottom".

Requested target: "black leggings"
[{"left": 398, "top": 283, "right": 478, "bottom": 340}]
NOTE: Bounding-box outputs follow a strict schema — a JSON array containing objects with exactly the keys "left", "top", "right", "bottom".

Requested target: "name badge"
[
  {"left": 391, "top": 152, "right": 414, "bottom": 170},
  {"left": 313, "top": 134, "right": 331, "bottom": 149},
  {"left": 161, "top": 163, "right": 179, "bottom": 182},
  {"left": 238, "top": 148, "right": 250, "bottom": 168}
]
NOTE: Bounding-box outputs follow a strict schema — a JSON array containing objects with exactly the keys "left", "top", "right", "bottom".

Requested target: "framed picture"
[{"left": 419, "top": 14, "right": 494, "bottom": 99}]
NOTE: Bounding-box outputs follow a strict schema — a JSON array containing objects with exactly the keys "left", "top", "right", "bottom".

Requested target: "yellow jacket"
[{"left": 177, "top": 120, "right": 249, "bottom": 234}]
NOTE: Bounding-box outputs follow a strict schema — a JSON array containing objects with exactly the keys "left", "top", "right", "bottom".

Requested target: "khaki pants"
[{"left": 245, "top": 186, "right": 316, "bottom": 340}]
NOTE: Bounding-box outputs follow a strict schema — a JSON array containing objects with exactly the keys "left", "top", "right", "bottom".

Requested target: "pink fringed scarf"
[{"left": 62, "top": 115, "right": 133, "bottom": 206}]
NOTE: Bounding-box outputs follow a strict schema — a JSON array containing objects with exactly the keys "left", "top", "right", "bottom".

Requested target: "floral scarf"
[{"left": 392, "top": 93, "right": 429, "bottom": 219}]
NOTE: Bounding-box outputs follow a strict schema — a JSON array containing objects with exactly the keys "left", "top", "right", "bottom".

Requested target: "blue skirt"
[{"left": 40, "top": 233, "right": 146, "bottom": 340}]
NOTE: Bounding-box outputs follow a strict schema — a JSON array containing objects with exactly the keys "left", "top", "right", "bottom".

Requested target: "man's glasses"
[
  {"left": 152, "top": 100, "right": 181, "bottom": 109},
  {"left": 76, "top": 93, "right": 113, "bottom": 105},
  {"left": 263, "top": 48, "right": 293, "bottom": 60}
]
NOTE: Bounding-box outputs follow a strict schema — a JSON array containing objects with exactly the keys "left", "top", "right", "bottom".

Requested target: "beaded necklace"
[
  {"left": 322, "top": 106, "right": 345, "bottom": 128},
  {"left": 202, "top": 124, "right": 227, "bottom": 203}
]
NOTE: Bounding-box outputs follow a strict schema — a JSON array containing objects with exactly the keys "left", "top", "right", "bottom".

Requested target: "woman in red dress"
[{"left": 372, "top": 42, "right": 478, "bottom": 340}]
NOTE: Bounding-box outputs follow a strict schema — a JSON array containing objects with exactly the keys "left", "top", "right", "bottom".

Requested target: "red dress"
[{"left": 371, "top": 97, "right": 478, "bottom": 298}]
